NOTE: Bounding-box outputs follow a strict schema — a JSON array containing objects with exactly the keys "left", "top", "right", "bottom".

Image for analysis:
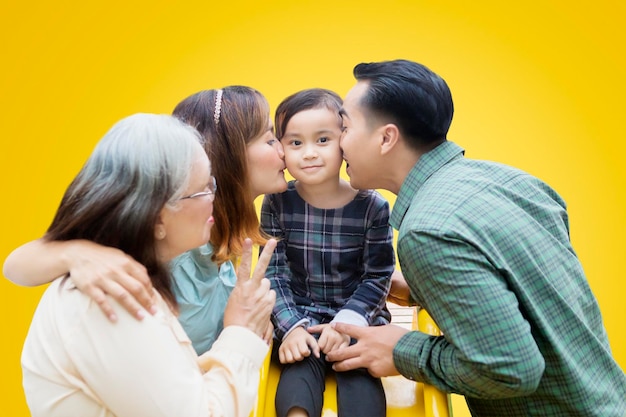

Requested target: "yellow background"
[{"left": 1, "top": 1, "right": 624, "bottom": 416}]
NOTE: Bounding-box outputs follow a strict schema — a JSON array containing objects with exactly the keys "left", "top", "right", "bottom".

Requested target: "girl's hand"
[
  {"left": 308, "top": 323, "right": 350, "bottom": 354},
  {"left": 278, "top": 326, "right": 320, "bottom": 364}
]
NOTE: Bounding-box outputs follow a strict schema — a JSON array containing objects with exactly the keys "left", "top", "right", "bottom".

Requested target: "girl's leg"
[
  {"left": 335, "top": 368, "right": 386, "bottom": 417},
  {"left": 275, "top": 354, "right": 327, "bottom": 417}
]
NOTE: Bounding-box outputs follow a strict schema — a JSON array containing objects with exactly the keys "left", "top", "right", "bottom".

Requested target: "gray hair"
[
  {"left": 68, "top": 113, "right": 203, "bottom": 218},
  {"left": 46, "top": 113, "right": 205, "bottom": 306}
]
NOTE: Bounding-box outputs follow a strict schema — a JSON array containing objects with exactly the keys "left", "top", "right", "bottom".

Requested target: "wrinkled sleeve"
[
  {"left": 260, "top": 194, "right": 308, "bottom": 340},
  {"left": 393, "top": 230, "right": 545, "bottom": 398},
  {"left": 338, "top": 195, "right": 394, "bottom": 325},
  {"left": 68, "top": 297, "right": 268, "bottom": 417}
]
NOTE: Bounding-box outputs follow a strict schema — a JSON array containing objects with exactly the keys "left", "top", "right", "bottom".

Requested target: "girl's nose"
[{"left": 303, "top": 146, "right": 317, "bottom": 159}]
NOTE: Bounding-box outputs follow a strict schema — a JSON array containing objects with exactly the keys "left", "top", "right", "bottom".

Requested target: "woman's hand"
[
  {"left": 263, "top": 322, "right": 275, "bottom": 345},
  {"left": 63, "top": 240, "right": 156, "bottom": 321},
  {"left": 223, "top": 238, "right": 277, "bottom": 339},
  {"left": 3, "top": 238, "right": 155, "bottom": 321}
]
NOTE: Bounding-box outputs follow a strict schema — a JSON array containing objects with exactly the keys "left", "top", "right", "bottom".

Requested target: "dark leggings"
[{"left": 274, "top": 350, "right": 387, "bottom": 417}]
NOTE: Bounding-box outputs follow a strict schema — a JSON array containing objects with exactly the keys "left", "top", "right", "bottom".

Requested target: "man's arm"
[
  {"left": 328, "top": 230, "right": 545, "bottom": 399},
  {"left": 391, "top": 230, "right": 545, "bottom": 397}
]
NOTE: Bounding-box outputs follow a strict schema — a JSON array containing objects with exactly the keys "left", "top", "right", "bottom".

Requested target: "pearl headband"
[{"left": 214, "top": 89, "right": 223, "bottom": 126}]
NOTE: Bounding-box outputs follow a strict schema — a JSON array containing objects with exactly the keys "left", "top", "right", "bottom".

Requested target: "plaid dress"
[{"left": 261, "top": 181, "right": 395, "bottom": 340}]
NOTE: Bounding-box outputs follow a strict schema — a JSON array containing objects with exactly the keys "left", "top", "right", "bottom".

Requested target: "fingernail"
[
  {"left": 149, "top": 305, "right": 158, "bottom": 315},
  {"left": 136, "top": 310, "right": 145, "bottom": 320},
  {"left": 109, "top": 313, "right": 118, "bottom": 322}
]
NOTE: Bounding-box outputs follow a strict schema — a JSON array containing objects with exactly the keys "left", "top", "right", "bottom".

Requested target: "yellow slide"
[{"left": 251, "top": 308, "right": 452, "bottom": 417}]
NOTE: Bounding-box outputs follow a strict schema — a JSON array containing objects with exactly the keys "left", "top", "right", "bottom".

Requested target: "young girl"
[{"left": 260, "top": 89, "right": 394, "bottom": 417}]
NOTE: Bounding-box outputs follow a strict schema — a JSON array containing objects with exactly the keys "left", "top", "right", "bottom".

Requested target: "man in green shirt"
[{"left": 325, "top": 59, "right": 626, "bottom": 416}]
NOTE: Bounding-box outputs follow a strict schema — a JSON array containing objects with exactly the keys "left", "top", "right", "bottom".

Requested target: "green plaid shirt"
[{"left": 391, "top": 141, "right": 626, "bottom": 416}]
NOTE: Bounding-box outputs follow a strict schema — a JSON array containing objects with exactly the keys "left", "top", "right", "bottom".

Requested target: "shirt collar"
[{"left": 390, "top": 141, "right": 465, "bottom": 229}]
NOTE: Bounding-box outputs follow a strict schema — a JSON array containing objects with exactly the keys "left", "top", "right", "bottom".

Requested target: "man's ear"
[{"left": 379, "top": 123, "right": 400, "bottom": 156}]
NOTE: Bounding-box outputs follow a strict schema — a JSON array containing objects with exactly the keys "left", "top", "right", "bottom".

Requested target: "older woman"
[{"left": 20, "top": 113, "right": 276, "bottom": 417}]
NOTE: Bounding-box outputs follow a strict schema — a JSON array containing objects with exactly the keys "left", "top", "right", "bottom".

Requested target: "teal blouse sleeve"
[{"left": 169, "top": 243, "right": 236, "bottom": 355}]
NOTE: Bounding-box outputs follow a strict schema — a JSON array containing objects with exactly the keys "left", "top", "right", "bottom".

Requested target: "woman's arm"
[
  {"left": 4, "top": 238, "right": 77, "bottom": 286},
  {"left": 4, "top": 238, "right": 155, "bottom": 321},
  {"left": 66, "top": 290, "right": 269, "bottom": 417}
]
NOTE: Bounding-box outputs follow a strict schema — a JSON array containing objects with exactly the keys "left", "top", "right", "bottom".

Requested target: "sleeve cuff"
[
  {"left": 393, "top": 330, "right": 430, "bottom": 381},
  {"left": 281, "top": 318, "right": 310, "bottom": 341},
  {"left": 331, "top": 309, "right": 368, "bottom": 327},
  {"left": 211, "top": 325, "right": 269, "bottom": 367}
]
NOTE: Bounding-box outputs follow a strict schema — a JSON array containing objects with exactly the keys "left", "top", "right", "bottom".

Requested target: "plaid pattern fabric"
[
  {"left": 390, "top": 141, "right": 626, "bottom": 416},
  {"left": 261, "top": 182, "right": 394, "bottom": 340}
]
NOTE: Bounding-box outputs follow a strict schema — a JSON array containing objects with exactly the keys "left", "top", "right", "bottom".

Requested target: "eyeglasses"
[{"left": 179, "top": 176, "right": 217, "bottom": 201}]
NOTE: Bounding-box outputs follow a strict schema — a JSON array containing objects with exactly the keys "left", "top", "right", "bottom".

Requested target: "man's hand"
[{"left": 324, "top": 323, "right": 409, "bottom": 378}]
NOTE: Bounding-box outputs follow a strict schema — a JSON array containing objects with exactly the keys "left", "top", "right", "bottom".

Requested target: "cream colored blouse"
[{"left": 21, "top": 277, "right": 268, "bottom": 417}]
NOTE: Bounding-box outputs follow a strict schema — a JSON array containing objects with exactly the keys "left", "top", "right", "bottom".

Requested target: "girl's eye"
[
  {"left": 267, "top": 139, "right": 277, "bottom": 145},
  {"left": 318, "top": 137, "right": 329, "bottom": 144}
]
